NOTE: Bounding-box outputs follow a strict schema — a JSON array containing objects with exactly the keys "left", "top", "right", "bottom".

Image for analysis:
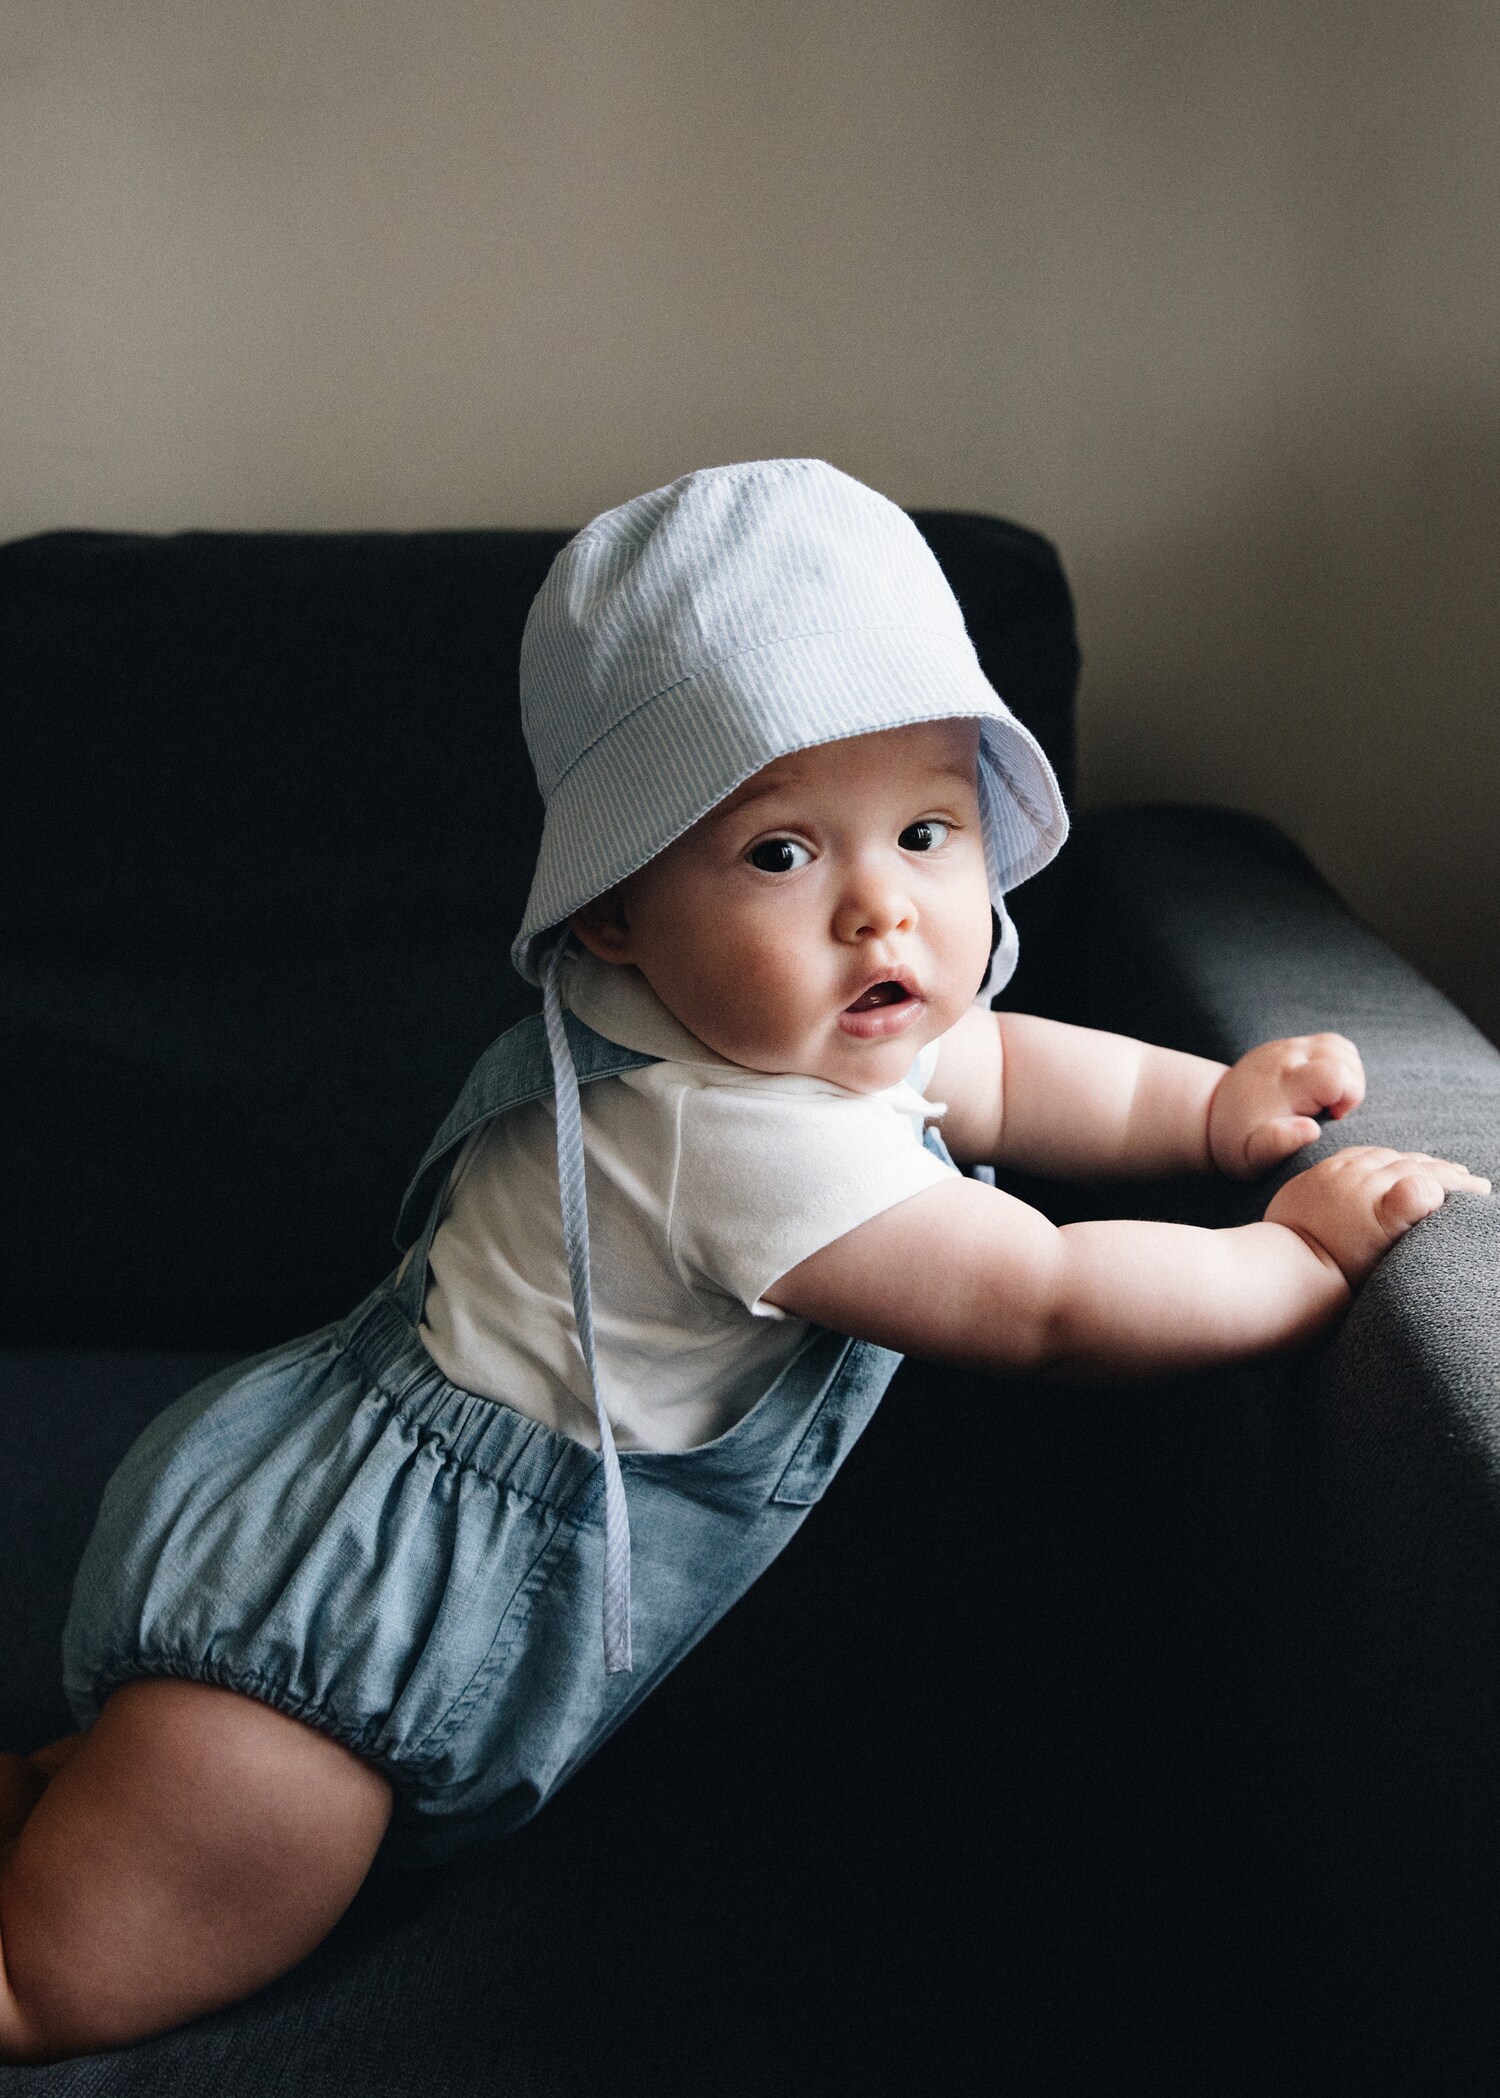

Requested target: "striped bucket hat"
[
  {"left": 512, "top": 459, "right": 1069, "bottom": 1677},
  {"left": 512, "top": 457, "right": 1068, "bottom": 989}
]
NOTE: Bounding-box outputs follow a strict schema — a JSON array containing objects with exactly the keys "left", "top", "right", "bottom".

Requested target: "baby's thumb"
[
  {"left": 1377, "top": 1171, "right": 1446, "bottom": 1235},
  {"left": 1245, "top": 1116, "right": 1322, "bottom": 1174}
]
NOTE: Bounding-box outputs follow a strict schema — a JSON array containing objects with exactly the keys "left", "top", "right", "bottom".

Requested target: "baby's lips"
[{"left": 842, "top": 971, "right": 921, "bottom": 1015}]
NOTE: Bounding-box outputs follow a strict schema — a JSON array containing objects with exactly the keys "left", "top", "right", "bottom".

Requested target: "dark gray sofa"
[{"left": 3, "top": 518, "right": 1497, "bottom": 2095}]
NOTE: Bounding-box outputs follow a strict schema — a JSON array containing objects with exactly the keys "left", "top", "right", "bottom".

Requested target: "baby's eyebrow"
[
  {"left": 710, "top": 754, "right": 978, "bottom": 827},
  {"left": 712, "top": 771, "right": 802, "bottom": 821},
  {"left": 890, "top": 761, "right": 981, "bottom": 800}
]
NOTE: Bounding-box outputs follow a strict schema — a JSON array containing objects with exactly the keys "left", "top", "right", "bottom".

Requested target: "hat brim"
[{"left": 512, "top": 621, "right": 1067, "bottom": 984}]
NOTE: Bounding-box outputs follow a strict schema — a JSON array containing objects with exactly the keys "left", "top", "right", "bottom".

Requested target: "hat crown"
[
  {"left": 511, "top": 457, "right": 1069, "bottom": 986},
  {"left": 521, "top": 459, "right": 966, "bottom": 801}
]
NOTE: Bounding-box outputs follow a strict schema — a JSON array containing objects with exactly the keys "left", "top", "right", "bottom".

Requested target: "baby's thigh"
[{"left": 0, "top": 1678, "right": 393, "bottom": 2063}]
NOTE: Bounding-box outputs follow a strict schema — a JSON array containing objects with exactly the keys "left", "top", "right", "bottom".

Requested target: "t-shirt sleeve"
[{"left": 669, "top": 1081, "right": 958, "bottom": 1318}]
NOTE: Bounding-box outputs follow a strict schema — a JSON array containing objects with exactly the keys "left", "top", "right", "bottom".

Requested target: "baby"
[{"left": 0, "top": 459, "right": 1487, "bottom": 2062}]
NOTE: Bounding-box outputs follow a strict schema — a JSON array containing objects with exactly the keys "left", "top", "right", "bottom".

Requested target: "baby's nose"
[{"left": 833, "top": 871, "right": 916, "bottom": 943}]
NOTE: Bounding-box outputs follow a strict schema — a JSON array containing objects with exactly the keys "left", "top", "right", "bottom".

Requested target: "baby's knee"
[{"left": 0, "top": 1679, "right": 393, "bottom": 2062}]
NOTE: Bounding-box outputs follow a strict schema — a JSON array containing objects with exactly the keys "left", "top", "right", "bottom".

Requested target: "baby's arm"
[
  {"left": 933, "top": 1008, "right": 1365, "bottom": 1181},
  {"left": 763, "top": 1150, "right": 1488, "bottom": 1382}
]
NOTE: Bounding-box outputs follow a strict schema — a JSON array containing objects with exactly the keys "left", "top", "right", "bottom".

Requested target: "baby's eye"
[
  {"left": 899, "top": 819, "right": 950, "bottom": 853},
  {"left": 747, "top": 837, "right": 812, "bottom": 874}
]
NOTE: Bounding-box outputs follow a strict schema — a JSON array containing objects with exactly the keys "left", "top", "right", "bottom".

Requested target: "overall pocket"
[{"left": 769, "top": 1339, "right": 902, "bottom": 1506}]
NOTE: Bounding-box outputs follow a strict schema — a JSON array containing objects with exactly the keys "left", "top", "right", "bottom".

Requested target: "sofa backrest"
[{"left": 1, "top": 516, "right": 1079, "bottom": 1346}]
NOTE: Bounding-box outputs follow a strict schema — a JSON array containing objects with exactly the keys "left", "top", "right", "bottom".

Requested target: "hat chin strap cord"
[{"left": 542, "top": 934, "right": 634, "bottom": 1674}]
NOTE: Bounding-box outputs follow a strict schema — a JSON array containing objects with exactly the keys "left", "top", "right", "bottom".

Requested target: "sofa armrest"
[
  {"left": 1029, "top": 803, "right": 1495, "bottom": 1127},
  {"left": 1022, "top": 804, "right": 1500, "bottom": 2076}
]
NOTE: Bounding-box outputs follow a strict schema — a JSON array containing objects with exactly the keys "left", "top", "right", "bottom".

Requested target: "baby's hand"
[
  {"left": 1266, "top": 1146, "right": 1490, "bottom": 1289},
  {"left": 1209, "top": 1033, "right": 1365, "bottom": 1179}
]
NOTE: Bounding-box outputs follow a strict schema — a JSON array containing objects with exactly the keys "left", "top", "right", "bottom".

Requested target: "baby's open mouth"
[{"left": 845, "top": 981, "right": 912, "bottom": 1014}]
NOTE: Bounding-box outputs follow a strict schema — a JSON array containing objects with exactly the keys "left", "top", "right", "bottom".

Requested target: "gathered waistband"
[{"left": 336, "top": 1284, "right": 604, "bottom": 1517}]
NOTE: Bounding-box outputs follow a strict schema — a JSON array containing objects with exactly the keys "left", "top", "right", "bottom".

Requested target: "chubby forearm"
[
  {"left": 766, "top": 1178, "right": 1351, "bottom": 1382},
  {"left": 990, "top": 1013, "right": 1225, "bottom": 1180},
  {"left": 935, "top": 1014, "right": 1368, "bottom": 1186},
  {"left": 1034, "top": 1217, "right": 1349, "bottom": 1381}
]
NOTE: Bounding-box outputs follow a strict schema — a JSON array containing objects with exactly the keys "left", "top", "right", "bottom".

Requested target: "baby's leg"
[
  {"left": 0, "top": 1757, "right": 46, "bottom": 1844},
  {"left": 0, "top": 1735, "right": 86, "bottom": 1855},
  {"left": 0, "top": 1679, "right": 393, "bottom": 2064},
  {"left": 0, "top": 1732, "right": 84, "bottom": 1833}
]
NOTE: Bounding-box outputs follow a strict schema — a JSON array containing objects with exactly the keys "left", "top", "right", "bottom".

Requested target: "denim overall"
[{"left": 63, "top": 1010, "right": 952, "bottom": 1869}]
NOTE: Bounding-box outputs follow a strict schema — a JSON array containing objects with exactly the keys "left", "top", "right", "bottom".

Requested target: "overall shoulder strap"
[
  {"left": 392, "top": 1010, "right": 657, "bottom": 1253},
  {"left": 391, "top": 976, "right": 657, "bottom": 1681}
]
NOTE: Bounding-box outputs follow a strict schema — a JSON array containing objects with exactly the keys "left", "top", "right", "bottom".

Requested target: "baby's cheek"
[
  {"left": 731, "top": 928, "right": 804, "bottom": 1001},
  {"left": 693, "top": 944, "right": 803, "bottom": 1056},
  {"left": 962, "top": 904, "right": 1000, "bottom": 991}
]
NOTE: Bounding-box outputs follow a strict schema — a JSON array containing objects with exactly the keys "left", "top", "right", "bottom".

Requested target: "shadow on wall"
[{"left": 1076, "top": 384, "right": 1500, "bottom": 1048}]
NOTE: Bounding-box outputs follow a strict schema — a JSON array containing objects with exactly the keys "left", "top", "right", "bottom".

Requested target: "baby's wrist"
[
  {"left": 1203, "top": 1064, "right": 1238, "bottom": 1176},
  {"left": 1271, "top": 1214, "right": 1345, "bottom": 1277},
  {"left": 1262, "top": 1206, "right": 1359, "bottom": 1297}
]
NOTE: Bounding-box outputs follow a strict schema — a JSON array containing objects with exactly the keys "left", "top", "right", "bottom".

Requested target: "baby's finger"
[
  {"left": 1373, "top": 1160, "right": 1491, "bottom": 1237},
  {"left": 1337, "top": 1148, "right": 1486, "bottom": 1187},
  {"left": 1377, "top": 1150, "right": 1490, "bottom": 1186},
  {"left": 1377, "top": 1169, "right": 1449, "bottom": 1233},
  {"left": 1423, "top": 1159, "right": 1492, "bottom": 1192},
  {"left": 1291, "top": 1044, "right": 1365, "bottom": 1120},
  {"left": 1321, "top": 1144, "right": 1399, "bottom": 1170},
  {"left": 1244, "top": 1115, "right": 1323, "bottom": 1173}
]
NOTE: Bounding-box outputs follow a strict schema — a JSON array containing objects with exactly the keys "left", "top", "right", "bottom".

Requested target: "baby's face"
[{"left": 570, "top": 719, "right": 994, "bottom": 1093}]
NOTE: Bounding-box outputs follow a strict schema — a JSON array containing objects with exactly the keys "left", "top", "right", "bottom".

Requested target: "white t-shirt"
[{"left": 410, "top": 948, "right": 958, "bottom": 1453}]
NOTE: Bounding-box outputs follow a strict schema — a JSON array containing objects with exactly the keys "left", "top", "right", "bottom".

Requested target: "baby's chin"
[{"left": 714, "top": 1026, "right": 940, "bottom": 1094}]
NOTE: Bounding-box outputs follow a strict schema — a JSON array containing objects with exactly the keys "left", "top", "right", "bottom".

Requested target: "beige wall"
[{"left": 5, "top": 0, "right": 1497, "bottom": 1040}]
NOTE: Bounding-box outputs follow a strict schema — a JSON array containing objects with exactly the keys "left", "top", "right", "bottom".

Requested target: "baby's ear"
[{"left": 569, "top": 889, "right": 633, "bottom": 964}]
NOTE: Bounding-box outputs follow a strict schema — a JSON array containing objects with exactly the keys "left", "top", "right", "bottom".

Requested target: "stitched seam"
[
  {"left": 661, "top": 1079, "right": 693, "bottom": 1298},
  {"left": 405, "top": 1509, "right": 579, "bottom": 1760},
  {"left": 396, "top": 1038, "right": 658, "bottom": 1247},
  {"left": 545, "top": 621, "right": 966, "bottom": 795},
  {"left": 770, "top": 1339, "right": 889, "bottom": 1504}
]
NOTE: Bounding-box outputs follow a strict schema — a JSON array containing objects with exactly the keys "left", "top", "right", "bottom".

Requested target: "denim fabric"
[{"left": 62, "top": 1012, "right": 938, "bottom": 1867}]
